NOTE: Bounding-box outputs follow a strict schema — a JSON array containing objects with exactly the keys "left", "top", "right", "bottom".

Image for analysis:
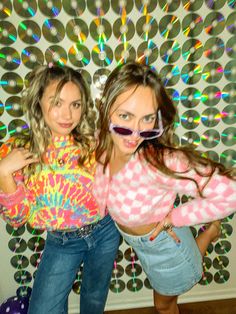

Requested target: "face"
[
  {"left": 109, "top": 85, "right": 158, "bottom": 158},
  {"left": 40, "top": 80, "right": 82, "bottom": 137}
]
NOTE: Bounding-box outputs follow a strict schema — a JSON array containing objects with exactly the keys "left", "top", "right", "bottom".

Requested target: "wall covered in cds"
[{"left": 0, "top": 0, "right": 235, "bottom": 312}]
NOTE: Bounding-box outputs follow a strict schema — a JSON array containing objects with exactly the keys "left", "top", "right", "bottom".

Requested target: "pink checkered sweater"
[{"left": 93, "top": 152, "right": 236, "bottom": 227}]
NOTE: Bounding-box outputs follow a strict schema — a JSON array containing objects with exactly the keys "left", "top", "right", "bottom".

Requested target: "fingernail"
[{"left": 149, "top": 237, "right": 154, "bottom": 241}]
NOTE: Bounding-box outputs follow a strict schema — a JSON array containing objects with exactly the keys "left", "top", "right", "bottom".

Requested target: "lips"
[{"left": 58, "top": 123, "right": 73, "bottom": 128}]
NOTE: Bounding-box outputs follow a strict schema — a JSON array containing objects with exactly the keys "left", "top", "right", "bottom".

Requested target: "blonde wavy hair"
[{"left": 16, "top": 65, "right": 96, "bottom": 176}]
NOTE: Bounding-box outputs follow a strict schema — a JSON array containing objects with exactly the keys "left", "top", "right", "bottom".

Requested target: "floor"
[{"left": 105, "top": 298, "right": 236, "bottom": 314}]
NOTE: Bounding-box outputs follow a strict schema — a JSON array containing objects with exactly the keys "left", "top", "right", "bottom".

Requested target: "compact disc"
[
  {"left": 214, "top": 270, "right": 230, "bottom": 284},
  {"left": 181, "top": 63, "right": 202, "bottom": 85},
  {"left": 202, "top": 61, "right": 223, "bottom": 83},
  {"left": 181, "top": 131, "right": 200, "bottom": 148},
  {"left": 30, "top": 253, "right": 42, "bottom": 267},
  {"left": 160, "top": 40, "right": 181, "bottom": 63},
  {"left": 21, "top": 46, "right": 44, "bottom": 69},
  {"left": 0, "top": 122, "right": 7, "bottom": 140},
  {"left": 220, "top": 149, "right": 236, "bottom": 168},
  {"left": 87, "top": 0, "right": 110, "bottom": 16},
  {"left": 201, "top": 129, "right": 220, "bottom": 148},
  {"left": 221, "top": 127, "right": 236, "bottom": 146},
  {"left": 17, "top": 286, "right": 32, "bottom": 298},
  {"left": 90, "top": 17, "right": 112, "bottom": 42},
  {"left": 45, "top": 45, "right": 67, "bottom": 66},
  {"left": 127, "top": 278, "right": 143, "bottom": 292},
  {"left": 42, "top": 19, "right": 65, "bottom": 43},
  {"left": 18, "top": 20, "right": 41, "bottom": 44},
  {"left": 8, "top": 119, "right": 29, "bottom": 136},
  {"left": 205, "top": 0, "right": 226, "bottom": 9},
  {"left": 159, "top": 64, "right": 180, "bottom": 87},
  {"left": 182, "top": 0, "right": 203, "bottom": 11},
  {"left": 0, "top": 21, "right": 17, "bottom": 45},
  {"left": 159, "top": 0, "right": 180, "bottom": 11},
  {"left": 220, "top": 223, "right": 233, "bottom": 238},
  {"left": 137, "top": 41, "right": 157, "bottom": 65},
  {"left": 201, "top": 108, "right": 221, "bottom": 127},
  {"left": 14, "top": 270, "right": 32, "bottom": 284},
  {"left": 13, "top": 0, "right": 37, "bottom": 17},
  {"left": 124, "top": 248, "right": 138, "bottom": 262},
  {"left": 115, "top": 249, "right": 124, "bottom": 263},
  {"left": 202, "top": 256, "right": 212, "bottom": 271},
  {"left": 0, "top": 46, "right": 21, "bottom": 70},
  {"left": 91, "top": 44, "right": 113, "bottom": 67},
  {"left": 1, "top": 72, "right": 24, "bottom": 94},
  {"left": 201, "top": 85, "right": 221, "bottom": 107},
  {"left": 199, "top": 271, "right": 213, "bottom": 285},
  {"left": 135, "top": 0, "right": 158, "bottom": 13},
  {"left": 222, "top": 83, "right": 236, "bottom": 104},
  {"left": 93, "top": 68, "right": 110, "bottom": 89},
  {"left": 215, "top": 240, "right": 231, "bottom": 254},
  {"left": 222, "top": 104, "right": 236, "bottom": 125},
  {"left": 136, "top": 15, "right": 158, "bottom": 39},
  {"left": 112, "top": 264, "right": 124, "bottom": 278},
  {"left": 8, "top": 237, "right": 27, "bottom": 253},
  {"left": 181, "top": 110, "right": 200, "bottom": 130},
  {"left": 66, "top": 18, "right": 89, "bottom": 43},
  {"left": 6, "top": 224, "right": 25, "bottom": 236},
  {"left": 38, "top": 0, "right": 62, "bottom": 17},
  {"left": 221, "top": 213, "right": 235, "bottom": 223},
  {"left": 62, "top": 0, "right": 85, "bottom": 16},
  {"left": 159, "top": 14, "right": 180, "bottom": 39},
  {"left": 26, "top": 224, "right": 45, "bottom": 235},
  {"left": 166, "top": 88, "right": 180, "bottom": 106},
  {"left": 0, "top": 0, "right": 12, "bottom": 19},
  {"left": 115, "top": 43, "right": 136, "bottom": 64},
  {"left": 0, "top": 100, "right": 3, "bottom": 116},
  {"left": 5, "top": 96, "right": 23, "bottom": 117},
  {"left": 204, "top": 37, "right": 225, "bottom": 60},
  {"left": 224, "top": 60, "right": 236, "bottom": 82},
  {"left": 227, "top": 0, "right": 236, "bottom": 8},
  {"left": 111, "top": 0, "right": 134, "bottom": 14},
  {"left": 72, "top": 281, "right": 81, "bottom": 294},
  {"left": 180, "top": 87, "right": 201, "bottom": 108},
  {"left": 182, "top": 13, "right": 203, "bottom": 37},
  {"left": 113, "top": 17, "right": 135, "bottom": 41},
  {"left": 206, "top": 243, "right": 214, "bottom": 255},
  {"left": 182, "top": 39, "right": 203, "bottom": 61},
  {"left": 68, "top": 44, "right": 90, "bottom": 67},
  {"left": 204, "top": 12, "right": 225, "bottom": 36},
  {"left": 125, "top": 263, "right": 142, "bottom": 277},
  {"left": 11, "top": 255, "right": 29, "bottom": 269},
  {"left": 77, "top": 69, "right": 92, "bottom": 86},
  {"left": 201, "top": 150, "right": 219, "bottom": 163},
  {"left": 226, "top": 12, "right": 236, "bottom": 35},
  {"left": 110, "top": 279, "right": 125, "bottom": 293},
  {"left": 144, "top": 278, "right": 152, "bottom": 289},
  {"left": 27, "top": 236, "right": 45, "bottom": 252}
]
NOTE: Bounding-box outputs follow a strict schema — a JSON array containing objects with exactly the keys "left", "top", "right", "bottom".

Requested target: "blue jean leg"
[{"left": 27, "top": 215, "right": 120, "bottom": 314}]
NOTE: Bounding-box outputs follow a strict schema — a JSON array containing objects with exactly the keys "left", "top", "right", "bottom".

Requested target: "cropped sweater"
[
  {"left": 93, "top": 152, "right": 236, "bottom": 227},
  {"left": 0, "top": 135, "right": 101, "bottom": 230}
]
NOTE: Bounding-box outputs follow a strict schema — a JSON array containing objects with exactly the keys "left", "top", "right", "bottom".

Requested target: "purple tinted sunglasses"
[{"left": 109, "top": 110, "right": 164, "bottom": 140}]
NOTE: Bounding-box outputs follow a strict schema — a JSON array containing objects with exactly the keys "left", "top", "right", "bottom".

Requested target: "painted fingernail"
[{"left": 149, "top": 237, "right": 154, "bottom": 241}]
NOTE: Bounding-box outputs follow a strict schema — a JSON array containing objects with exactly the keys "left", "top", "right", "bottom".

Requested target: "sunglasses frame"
[{"left": 109, "top": 110, "right": 164, "bottom": 140}]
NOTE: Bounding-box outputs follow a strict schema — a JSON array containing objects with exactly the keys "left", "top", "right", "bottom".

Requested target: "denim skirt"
[{"left": 116, "top": 225, "right": 203, "bottom": 296}]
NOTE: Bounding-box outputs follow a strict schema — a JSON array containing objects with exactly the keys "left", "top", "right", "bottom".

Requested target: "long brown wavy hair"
[{"left": 96, "top": 61, "right": 235, "bottom": 196}]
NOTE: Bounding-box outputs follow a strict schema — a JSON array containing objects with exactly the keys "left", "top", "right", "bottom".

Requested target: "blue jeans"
[{"left": 28, "top": 214, "right": 120, "bottom": 314}]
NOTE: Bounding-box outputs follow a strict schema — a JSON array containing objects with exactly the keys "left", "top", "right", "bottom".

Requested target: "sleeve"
[{"left": 0, "top": 139, "right": 30, "bottom": 227}]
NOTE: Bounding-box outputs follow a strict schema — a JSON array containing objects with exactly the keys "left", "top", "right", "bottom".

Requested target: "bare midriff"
[{"left": 117, "top": 222, "right": 158, "bottom": 236}]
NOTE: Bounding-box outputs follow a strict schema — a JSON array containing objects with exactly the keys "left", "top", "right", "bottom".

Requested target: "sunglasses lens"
[
  {"left": 113, "top": 126, "right": 132, "bottom": 136},
  {"left": 140, "top": 130, "right": 159, "bottom": 138}
]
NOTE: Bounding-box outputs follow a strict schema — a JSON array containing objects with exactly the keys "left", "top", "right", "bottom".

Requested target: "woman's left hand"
[{"left": 149, "top": 215, "right": 181, "bottom": 244}]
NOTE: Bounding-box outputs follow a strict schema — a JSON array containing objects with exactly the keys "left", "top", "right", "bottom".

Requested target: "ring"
[{"left": 163, "top": 221, "right": 173, "bottom": 231}]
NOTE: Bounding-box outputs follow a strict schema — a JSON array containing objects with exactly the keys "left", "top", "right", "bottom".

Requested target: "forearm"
[{"left": 0, "top": 172, "right": 17, "bottom": 194}]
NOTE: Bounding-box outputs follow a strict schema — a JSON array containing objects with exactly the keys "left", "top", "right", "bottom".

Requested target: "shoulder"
[{"left": 163, "top": 150, "right": 190, "bottom": 172}]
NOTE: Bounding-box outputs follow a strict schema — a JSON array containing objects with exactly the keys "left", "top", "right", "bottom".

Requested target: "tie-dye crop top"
[{"left": 0, "top": 135, "right": 101, "bottom": 230}]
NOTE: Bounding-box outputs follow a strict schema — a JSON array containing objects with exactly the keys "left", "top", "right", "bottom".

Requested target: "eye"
[
  {"left": 118, "top": 113, "right": 130, "bottom": 120},
  {"left": 72, "top": 102, "right": 81, "bottom": 109},
  {"left": 143, "top": 115, "right": 156, "bottom": 123}
]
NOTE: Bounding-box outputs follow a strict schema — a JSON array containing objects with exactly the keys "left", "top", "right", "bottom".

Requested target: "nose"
[{"left": 61, "top": 105, "right": 72, "bottom": 120}]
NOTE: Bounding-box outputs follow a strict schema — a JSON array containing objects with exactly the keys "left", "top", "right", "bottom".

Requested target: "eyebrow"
[{"left": 117, "top": 109, "right": 156, "bottom": 118}]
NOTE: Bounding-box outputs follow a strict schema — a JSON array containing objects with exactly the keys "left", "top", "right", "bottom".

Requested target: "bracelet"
[{"left": 163, "top": 220, "right": 173, "bottom": 232}]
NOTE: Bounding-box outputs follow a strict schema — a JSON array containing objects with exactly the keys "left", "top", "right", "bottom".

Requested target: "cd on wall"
[
  {"left": 62, "top": 0, "right": 86, "bottom": 16},
  {"left": 135, "top": 0, "right": 158, "bottom": 13},
  {"left": 137, "top": 41, "right": 157, "bottom": 65},
  {"left": 0, "top": 100, "right": 3, "bottom": 116},
  {"left": 90, "top": 17, "right": 112, "bottom": 43},
  {"left": 159, "top": 14, "right": 180, "bottom": 39},
  {"left": 224, "top": 60, "right": 236, "bottom": 82},
  {"left": 68, "top": 44, "right": 90, "bottom": 67},
  {"left": 159, "top": 0, "right": 180, "bottom": 12},
  {"left": 87, "top": 0, "right": 110, "bottom": 16},
  {"left": 45, "top": 45, "right": 67, "bottom": 66},
  {"left": 222, "top": 104, "right": 236, "bottom": 125},
  {"left": 110, "top": 279, "right": 125, "bottom": 293},
  {"left": 136, "top": 15, "right": 158, "bottom": 40},
  {"left": 199, "top": 272, "right": 213, "bottom": 286},
  {"left": 222, "top": 83, "right": 236, "bottom": 104},
  {"left": 115, "top": 43, "right": 136, "bottom": 64},
  {"left": 201, "top": 85, "right": 221, "bottom": 107},
  {"left": 214, "top": 270, "right": 230, "bottom": 284},
  {"left": 21, "top": 46, "right": 44, "bottom": 69},
  {"left": 13, "top": 0, "right": 37, "bottom": 18},
  {"left": 125, "top": 263, "right": 142, "bottom": 277},
  {"left": 226, "top": 12, "right": 236, "bottom": 35},
  {"left": 6, "top": 224, "right": 25, "bottom": 236},
  {"left": 181, "top": 87, "right": 201, "bottom": 108},
  {"left": 182, "top": 39, "right": 203, "bottom": 62},
  {"left": 215, "top": 240, "right": 231, "bottom": 254},
  {"left": 201, "top": 108, "right": 221, "bottom": 127},
  {"left": 93, "top": 68, "right": 110, "bottom": 90},
  {"left": 38, "top": 0, "right": 62, "bottom": 17},
  {"left": 0, "top": 0, "right": 12, "bottom": 19},
  {"left": 112, "top": 264, "right": 124, "bottom": 278},
  {"left": 201, "top": 129, "right": 220, "bottom": 148},
  {"left": 111, "top": 0, "right": 134, "bottom": 14},
  {"left": 182, "top": 0, "right": 203, "bottom": 11},
  {"left": 166, "top": 88, "right": 180, "bottom": 106},
  {"left": 181, "top": 131, "right": 200, "bottom": 148},
  {"left": 91, "top": 44, "right": 113, "bottom": 67},
  {"left": 202, "top": 61, "right": 223, "bottom": 83},
  {"left": 0, "top": 122, "right": 7, "bottom": 140},
  {"left": 42, "top": 19, "right": 65, "bottom": 43},
  {"left": 0, "top": 47, "right": 20, "bottom": 70},
  {"left": 160, "top": 64, "right": 180, "bottom": 87},
  {"left": 160, "top": 40, "right": 181, "bottom": 63},
  {"left": 66, "top": 19, "right": 89, "bottom": 43},
  {"left": 181, "top": 110, "right": 200, "bottom": 130},
  {"left": 11, "top": 255, "right": 29, "bottom": 270},
  {"left": 30, "top": 253, "right": 42, "bottom": 267},
  {"left": 14, "top": 270, "right": 32, "bottom": 285},
  {"left": 0, "top": 21, "right": 17, "bottom": 45},
  {"left": 204, "top": 37, "right": 225, "bottom": 60},
  {"left": 27, "top": 236, "right": 45, "bottom": 252},
  {"left": 201, "top": 150, "right": 219, "bottom": 162},
  {"left": 18, "top": 20, "right": 41, "bottom": 44},
  {"left": 204, "top": 12, "right": 225, "bottom": 35},
  {"left": 8, "top": 119, "right": 29, "bottom": 136},
  {"left": 1, "top": 72, "right": 24, "bottom": 94},
  {"left": 127, "top": 278, "right": 143, "bottom": 292},
  {"left": 113, "top": 17, "right": 135, "bottom": 41},
  {"left": 5, "top": 96, "right": 23, "bottom": 117},
  {"left": 181, "top": 63, "right": 202, "bottom": 85},
  {"left": 205, "top": 0, "right": 226, "bottom": 10},
  {"left": 182, "top": 13, "right": 203, "bottom": 37},
  {"left": 77, "top": 69, "right": 92, "bottom": 86},
  {"left": 8, "top": 238, "right": 27, "bottom": 253},
  {"left": 220, "top": 149, "right": 236, "bottom": 168},
  {"left": 221, "top": 127, "right": 236, "bottom": 146}
]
